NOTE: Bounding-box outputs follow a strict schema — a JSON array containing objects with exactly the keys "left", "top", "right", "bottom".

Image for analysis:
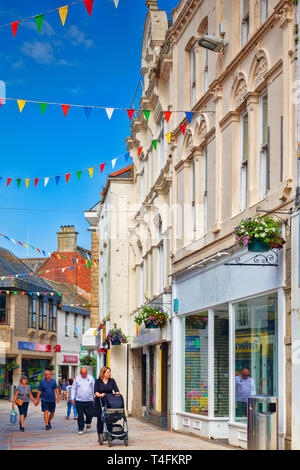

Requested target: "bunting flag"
[
  {"left": 17, "top": 179, "right": 21, "bottom": 188},
  {"left": 44, "top": 177, "right": 49, "bottom": 187},
  {"left": 166, "top": 132, "right": 172, "bottom": 144},
  {"left": 58, "top": 6, "right": 69, "bottom": 26},
  {"left": 34, "top": 178, "right": 39, "bottom": 188},
  {"left": 127, "top": 109, "right": 135, "bottom": 121},
  {"left": 7, "top": 178, "right": 11, "bottom": 187},
  {"left": 83, "top": 0, "right": 93, "bottom": 16},
  {"left": 105, "top": 108, "right": 114, "bottom": 120},
  {"left": 138, "top": 147, "right": 143, "bottom": 157},
  {"left": 100, "top": 163, "right": 105, "bottom": 173},
  {"left": 152, "top": 140, "right": 158, "bottom": 150},
  {"left": 164, "top": 111, "right": 172, "bottom": 123},
  {"left": 111, "top": 158, "right": 117, "bottom": 169},
  {"left": 0, "top": 98, "right": 3, "bottom": 107},
  {"left": 113, "top": 0, "right": 120, "bottom": 7},
  {"left": 65, "top": 173, "right": 71, "bottom": 183},
  {"left": 55, "top": 176, "right": 60, "bottom": 185},
  {"left": 88, "top": 167, "right": 94, "bottom": 178},
  {"left": 77, "top": 170, "right": 82, "bottom": 180},
  {"left": 180, "top": 124, "right": 186, "bottom": 135},
  {"left": 39, "top": 103, "right": 48, "bottom": 115},
  {"left": 143, "top": 110, "right": 151, "bottom": 121},
  {"left": 84, "top": 107, "right": 92, "bottom": 119},
  {"left": 61, "top": 104, "right": 70, "bottom": 117},
  {"left": 124, "top": 153, "right": 130, "bottom": 162},
  {"left": 25, "top": 179, "right": 30, "bottom": 189},
  {"left": 17, "top": 100, "right": 26, "bottom": 113},
  {"left": 185, "top": 112, "right": 194, "bottom": 124},
  {"left": 35, "top": 14, "right": 44, "bottom": 33},
  {"left": 11, "top": 21, "right": 19, "bottom": 38}
]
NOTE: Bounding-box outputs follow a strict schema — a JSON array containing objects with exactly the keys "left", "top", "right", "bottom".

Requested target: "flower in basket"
[
  {"left": 189, "top": 315, "right": 208, "bottom": 329},
  {"left": 80, "top": 356, "right": 97, "bottom": 367},
  {"left": 134, "top": 305, "right": 169, "bottom": 329},
  {"left": 7, "top": 361, "right": 20, "bottom": 371},
  {"left": 106, "top": 328, "right": 128, "bottom": 345},
  {"left": 233, "top": 216, "right": 286, "bottom": 250}
]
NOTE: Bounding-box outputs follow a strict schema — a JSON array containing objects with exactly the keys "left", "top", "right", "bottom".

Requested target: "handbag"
[{"left": 15, "top": 385, "right": 27, "bottom": 407}]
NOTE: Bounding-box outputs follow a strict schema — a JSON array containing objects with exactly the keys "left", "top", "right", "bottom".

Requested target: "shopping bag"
[{"left": 10, "top": 408, "right": 17, "bottom": 424}]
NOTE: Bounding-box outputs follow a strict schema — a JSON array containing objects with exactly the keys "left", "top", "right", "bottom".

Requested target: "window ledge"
[{"left": 27, "top": 328, "right": 36, "bottom": 336}]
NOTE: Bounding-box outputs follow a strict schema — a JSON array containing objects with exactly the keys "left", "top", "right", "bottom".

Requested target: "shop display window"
[
  {"left": 234, "top": 293, "right": 278, "bottom": 423},
  {"left": 184, "top": 312, "right": 208, "bottom": 415},
  {"left": 214, "top": 309, "right": 229, "bottom": 417}
]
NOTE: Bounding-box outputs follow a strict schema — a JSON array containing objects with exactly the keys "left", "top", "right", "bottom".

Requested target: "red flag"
[
  {"left": 11, "top": 21, "right": 19, "bottom": 38},
  {"left": 34, "top": 178, "right": 38, "bottom": 187},
  {"left": 37, "top": 248, "right": 41, "bottom": 253},
  {"left": 0, "top": 98, "right": 3, "bottom": 107},
  {"left": 83, "top": 0, "right": 93, "bottom": 16},
  {"left": 100, "top": 163, "right": 105, "bottom": 173},
  {"left": 61, "top": 104, "right": 70, "bottom": 117},
  {"left": 127, "top": 109, "right": 135, "bottom": 121},
  {"left": 180, "top": 124, "right": 186, "bottom": 135},
  {"left": 138, "top": 147, "right": 143, "bottom": 157},
  {"left": 66, "top": 173, "right": 71, "bottom": 183},
  {"left": 18, "top": 241, "right": 23, "bottom": 246},
  {"left": 7, "top": 178, "right": 11, "bottom": 187},
  {"left": 164, "top": 111, "right": 172, "bottom": 123}
]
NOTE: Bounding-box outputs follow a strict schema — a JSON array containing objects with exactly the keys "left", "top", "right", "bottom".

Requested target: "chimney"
[
  {"left": 146, "top": 0, "right": 158, "bottom": 11},
  {"left": 57, "top": 225, "right": 78, "bottom": 252}
]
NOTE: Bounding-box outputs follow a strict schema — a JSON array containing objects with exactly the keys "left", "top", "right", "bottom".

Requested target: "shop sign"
[
  {"left": 63, "top": 355, "right": 78, "bottom": 364},
  {"left": 185, "top": 336, "right": 200, "bottom": 352},
  {"left": 18, "top": 342, "right": 51, "bottom": 352},
  {"left": 235, "top": 334, "right": 262, "bottom": 354}
]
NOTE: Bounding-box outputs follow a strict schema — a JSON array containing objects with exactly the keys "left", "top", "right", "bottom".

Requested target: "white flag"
[
  {"left": 111, "top": 158, "right": 117, "bottom": 169},
  {"left": 113, "top": 0, "right": 119, "bottom": 7},
  {"left": 10, "top": 238, "right": 16, "bottom": 244},
  {"left": 44, "top": 177, "right": 49, "bottom": 187},
  {"left": 105, "top": 108, "right": 114, "bottom": 119}
]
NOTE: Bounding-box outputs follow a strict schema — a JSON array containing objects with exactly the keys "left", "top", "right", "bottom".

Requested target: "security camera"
[{"left": 198, "top": 35, "right": 228, "bottom": 52}]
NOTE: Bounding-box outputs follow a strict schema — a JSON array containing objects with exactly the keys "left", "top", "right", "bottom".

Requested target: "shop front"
[
  {"left": 57, "top": 353, "right": 79, "bottom": 382},
  {"left": 172, "top": 248, "right": 285, "bottom": 449},
  {"left": 17, "top": 341, "right": 54, "bottom": 395}
]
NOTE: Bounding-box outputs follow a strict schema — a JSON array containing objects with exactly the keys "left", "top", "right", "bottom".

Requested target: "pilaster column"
[{"left": 247, "top": 93, "right": 260, "bottom": 206}]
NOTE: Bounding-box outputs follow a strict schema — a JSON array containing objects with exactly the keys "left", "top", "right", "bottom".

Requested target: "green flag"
[
  {"left": 143, "top": 110, "right": 151, "bottom": 121},
  {"left": 152, "top": 139, "right": 158, "bottom": 150},
  {"left": 39, "top": 102, "right": 48, "bottom": 115},
  {"left": 17, "top": 179, "right": 21, "bottom": 188},
  {"left": 77, "top": 170, "right": 82, "bottom": 181},
  {"left": 35, "top": 14, "right": 44, "bottom": 33}
]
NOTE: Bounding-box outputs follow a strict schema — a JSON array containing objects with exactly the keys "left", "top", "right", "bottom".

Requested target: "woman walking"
[
  {"left": 65, "top": 378, "right": 77, "bottom": 420},
  {"left": 12, "top": 376, "right": 35, "bottom": 432},
  {"left": 60, "top": 377, "right": 68, "bottom": 400},
  {"left": 94, "top": 366, "right": 120, "bottom": 443}
]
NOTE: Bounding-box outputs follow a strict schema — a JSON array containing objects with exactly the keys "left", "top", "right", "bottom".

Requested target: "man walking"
[
  {"left": 71, "top": 367, "right": 95, "bottom": 434},
  {"left": 35, "top": 369, "right": 59, "bottom": 431}
]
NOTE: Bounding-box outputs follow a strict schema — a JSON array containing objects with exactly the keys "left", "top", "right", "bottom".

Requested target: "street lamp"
[{"left": 198, "top": 34, "right": 228, "bottom": 53}]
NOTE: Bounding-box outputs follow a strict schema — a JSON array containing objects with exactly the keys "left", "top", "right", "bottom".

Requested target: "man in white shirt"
[
  {"left": 71, "top": 367, "right": 95, "bottom": 434},
  {"left": 235, "top": 369, "right": 256, "bottom": 418}
]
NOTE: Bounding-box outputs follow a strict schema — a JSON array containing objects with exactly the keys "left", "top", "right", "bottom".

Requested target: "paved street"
[{"left": 0, "top": 400, "right": 234, "bottom": 451}]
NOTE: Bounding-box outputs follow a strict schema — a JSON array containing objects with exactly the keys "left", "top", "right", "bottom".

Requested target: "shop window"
[
  {"left": 241, "top": 0, "right": 250, "bottom": 47},
  {"left": 214, "top": 309, "right": 229, "bottom": 417},
  {"left": 39, "top": 299, "right": 47, "bottom": 330},
  {"left": 150, "top": 344, "right": 161, "bottom": 412},
  {"left": 234, "top": 293, "right": 278, "bottom": 423},
  {"left": 49, "top": 301, "right": 57, "bottom": 332},
  {"left": 28, "top": 296, "right": 37, "bottom": 329},
  {"left": 240, "top": 111, "right": 248, "bottom": 211},
  {"left": 184, "top": 312, "right": 208, "bottom": 416},
  {"left": 0, "top": 294, "right": 8, "bottom": 325}
]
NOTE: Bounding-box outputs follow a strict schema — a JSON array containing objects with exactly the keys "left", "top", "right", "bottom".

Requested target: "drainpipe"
[{"left": 296, "top": 2, "right": 300, "bottom": 207}]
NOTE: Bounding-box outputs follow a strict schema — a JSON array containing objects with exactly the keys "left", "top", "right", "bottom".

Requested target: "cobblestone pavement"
[{"left": 0, "top": 400, "right": 234, "bottom": 450}]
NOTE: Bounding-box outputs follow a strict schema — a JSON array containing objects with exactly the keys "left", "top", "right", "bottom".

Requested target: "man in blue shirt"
[{"left": 35, "top": 369, "right": 59, "bottom": 431}]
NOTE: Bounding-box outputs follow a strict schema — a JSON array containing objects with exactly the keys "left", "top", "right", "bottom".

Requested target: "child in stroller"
[{"left": 99, "top": 393, "right": 128, "bottom": 446}]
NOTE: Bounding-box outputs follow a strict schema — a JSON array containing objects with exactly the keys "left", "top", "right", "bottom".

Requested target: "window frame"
[
  {"left": 241, "top": 0, "right": 250, "bottom": 47},
  {"left": 259, "top": 90, "right": 269, "bottom": 199},
  {"left": 191, "top": 159, "right": 196, "bottom": 239},
  {"left": 49, "top": 300, "right": 57, "bottom": 333},
  {"left": 65, "top": 312, "right": 69, "bottom": 337},
  {"left": 190, "top": 47, "right": 196, "bottom": 107},
  {"left": 158, "top": 118, "right": 165, "bottom": 173},
  {"left": 74, "top": 314, "right": 78, "bottom": 338},
  {"left": 39, "top": 299, "right": 47, "bottom": 331},
  {"left": 0, "top": 294, "right": 8, "bottom": 325},
  {"left": 203, "top": 147, "right": 208, "bottom": 234},
  {"left": 240, "top": 110, "right": 249, "bottom": 211},
  {"left": 28, "top": 295, "right": 37, "bottom": 329},
  {"left": 260, "top": 0, "right": 268, "bottom": 24}
]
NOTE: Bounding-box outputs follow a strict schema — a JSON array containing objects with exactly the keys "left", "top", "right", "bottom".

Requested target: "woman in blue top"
[
  {"left": 12, "top": 376, "right": 35, "bottom": 432},
  {"left": 60, "top": 377, "right": 68, "bottom": 400}
]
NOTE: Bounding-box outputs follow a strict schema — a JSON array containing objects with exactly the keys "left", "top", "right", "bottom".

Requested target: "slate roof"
[
  {"left": 44, "top": 279, "right": 90, "bottom": 316},
  {"left": 0, "top": 247, "right": 55, "bottom": 292}
]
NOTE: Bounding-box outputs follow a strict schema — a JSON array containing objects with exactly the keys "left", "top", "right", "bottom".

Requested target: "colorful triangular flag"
[
  {"left": 55, "top": 176, "right": 60, "bottom": 185},
  {"left": 25, "top": 179, "right": 30, "bottom": 188},
  {"left": 113, "top": 0, "right": 120, "bottom": 7},
  {"left": 65, "top": 174, "right": 71, "bottom": 183},
  {"left": 105, "top": 108, "right": 114, "bottom": 120},
  {"left": 77, "top": 171, "right": 82, "bottom": 180},
  {"left": 180, "top": 124, "right": 186, "bottom": 135},
  {"left": 84, "top": 107, "right": 92, "bottom": 119},
  {"left": 61, "top": 104, "right": 70, "bottom": 117},
  {"left": 7, "top": 178, "right": 11, "bottom": 187},
  {"left": 17, "top": 100, "right": 26, "bottom": 113},
  {"left": 185, "top": 112, "right": 194, "bottom": 124},
  {"left": 143, "top": 110, "right": 151, "bottom": 121},
  {"left": 17, "top": 179, "right": 21, "bottom": 188},
  {"left": 39, "top": 103, "right": 48, "bottom": 115},
  {"left": 100, "top": 163, "right": 105, "bottom": 173},
  {"left": 127, "top": 109, "right": 134, "bottom": 121},
  {"left": 124, "top": 153, "right": 130, "bottom": 162},
  {"left": 111, "top": 158, "right": 117, "bottom": 169},
  {"left": 34, "top": 178, "right": 39, "bottom": 187},
  {"left": 138, "top": 147, "right": 143, "bottom": 157},
  {"left": 11, "top": 21, "right": 19, "bottom": 38},
  {"left": 152, "top": 140, "right": 158, "bottom": 150},
  {"left": 164, "top": 111, "right": 172, "bottom": 123},
  {"left": 44, "top": 177, "right": 49, "bottom": 187},
  {"left": 35, "top": 14, "right": 44, "bottom": 33},
  {"left": 88, "top": 167, "right": 94, "bottom": 178},
  {"left": 166, "top": 132, "right": 172, "bottom": 144},
  {"left": 59, "top": 6, "right": 68, "bottom": 26},
  {"left": 83, "top": 0, "right": 94, "bottom": 16},
  {"left": 0, "top": 99, "right": 3, "bottom": 107}
]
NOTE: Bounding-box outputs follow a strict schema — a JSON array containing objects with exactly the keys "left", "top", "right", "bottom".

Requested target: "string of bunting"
[
  {"left": 2, "top": 290, "right": 90, "bottom": 308},
  {"left": 0, "top": 262, "right": 95, "bottom": 282},
  {"left": 0, "top": 233, "right": 99, "bottom": 264},
  {"left": 1, "top": 0, "right": 120, "bottom": 38}
]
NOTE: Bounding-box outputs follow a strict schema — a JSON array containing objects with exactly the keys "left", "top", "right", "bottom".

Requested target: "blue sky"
[{"left": 0, "top": 0, "right": 176, "bottom": 259}]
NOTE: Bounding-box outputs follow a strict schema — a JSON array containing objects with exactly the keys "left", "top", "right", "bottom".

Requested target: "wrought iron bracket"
[{"left": 224, "top": 250, "right": 278, "bottom": 267}]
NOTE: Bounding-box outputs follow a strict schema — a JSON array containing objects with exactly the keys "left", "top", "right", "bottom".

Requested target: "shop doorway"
[{"left": 149, "top": 342, "right": 168, "bottom": 429}]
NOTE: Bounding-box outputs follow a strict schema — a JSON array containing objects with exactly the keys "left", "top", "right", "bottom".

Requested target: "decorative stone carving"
[
  {"left": 198, "top": 119, "right": 208, "bottom": 143},
  {"left": 254, "top": 57, "right": 268, "bottom": 88},
  {"left": 235, "top": 79, "right": 247, "bottom": 108}
]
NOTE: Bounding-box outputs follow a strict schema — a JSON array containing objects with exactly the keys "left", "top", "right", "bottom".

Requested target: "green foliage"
[{"left": 233, "top": 216, "right": 285, "bottom": 250}]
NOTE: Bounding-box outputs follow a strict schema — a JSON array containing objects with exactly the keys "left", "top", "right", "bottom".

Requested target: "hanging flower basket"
[
  {"left": 6, "top": 361, "right": 20, "bottom": 372},
  {"left": 188, "top": 315, "right": 208, "bottom": 330},
  {"left": 80, "top": 356, "right": 97, "bottom": 367},
  {"left": 135, "top": 305, "right": 169, "bottom": 329},
  {"left": 106, "top": 328, "right": 128, "bottom": 345},
  {"left": 233, "top": 216, "right": 286, "bottom": 252}
]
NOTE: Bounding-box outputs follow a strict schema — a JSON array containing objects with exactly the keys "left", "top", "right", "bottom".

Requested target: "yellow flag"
[
  {"left": 59, "top": 6, "right": 68, "bottom": 26},
  {"left": 166, "top": 132, "right": 172, "bottom": 144},
  {"left": 17, "top": 100, "right": 26, "bottom": 113},
  {"left": 57, "top": 254, "right": 61, "bottom": 260},
  {"left": 88, "top": 167, "right": 94, "bottom": 178},
  {"left": 24, "top": 244, "right": 29, "bottom": 249},
  {"left": 25, "top": 178, "right": 30, "bottom": 188}
]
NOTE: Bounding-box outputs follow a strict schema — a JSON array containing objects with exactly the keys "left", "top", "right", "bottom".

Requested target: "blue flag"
[
  {"left": 55, "top": 176, "right": 60, "bottom": 185},
  {"left": 84, "top": 107, "right": 92, "bottom": 119},
  {"left": 185, "top": 112, "right": 194, "bottom": 124}
]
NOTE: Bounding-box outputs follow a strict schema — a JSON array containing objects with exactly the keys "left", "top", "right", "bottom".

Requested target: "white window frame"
[
  {"left": 65, "top": 312, "right": 69, "bottom": 337},
  {"left": 203, "top": 147, "right": 208, "bottom": 234},
  {"left": 190, "top": 47, "right": 196, "bottom": 107},
  {"left": 260, "top": 0, "right": 268, "bottom": 24},
  {"left": 240, "top": 0, "right": 250, "bottom": 47},
  {"left": 203, "top": 26, "right": 208, "bottom": 93},
  {"left": 240, "top": 111, "right": 249, "bottom": 211},
  {"left": 259, "top": 90, "right": 269, "bottom": 199},
  {"left": 158, "top": 222, "right": 164, "bottom": 293}
]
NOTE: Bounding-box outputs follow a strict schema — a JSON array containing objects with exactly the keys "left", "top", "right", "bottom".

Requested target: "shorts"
[
  {"left": 41, "top": 401, "right": 56, "bottom": 413},
  {"left": 17, "top": 402, "right": 29, "bottom": 417}
]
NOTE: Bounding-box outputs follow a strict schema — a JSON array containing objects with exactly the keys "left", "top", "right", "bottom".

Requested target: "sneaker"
[
  {"left": 20, "top": 427, "right": 25, "bottom": 432},
  {"left": 48, "top": 422, "right": 52, "bottom": 429},
  {"left": 78, "top": 430, "right": 84, "bottom": 435},
  {"left": 74, "top": 417, "right": 78, "bottom": 420},
  {"left": 86, "top": 425, "right": 91, "bottom": 432},
  {"left": 45, "top": 425, "right": 50, "bottom": 431},
  {"left": 65, "top": 417, "right": 69, "bottom": 420}
]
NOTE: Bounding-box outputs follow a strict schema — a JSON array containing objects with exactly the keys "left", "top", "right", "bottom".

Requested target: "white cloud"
[
  {"left": 21, "top": 41, "right": 54, "bottom": 65},
  {"left": 65, "top": 25, "right": 94, "bottom": 49}
]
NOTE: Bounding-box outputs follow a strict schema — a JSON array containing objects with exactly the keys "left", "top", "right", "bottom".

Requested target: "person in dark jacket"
[{"left": 94, "top": 366, "right": 120, "bottom": 442}]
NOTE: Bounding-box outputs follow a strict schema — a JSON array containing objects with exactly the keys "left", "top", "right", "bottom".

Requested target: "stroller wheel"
[
  {"left": 124, "top": 437, "right": 129, "bottom": 446},
  {"left": 108, "top": 439, "right": 112, "bottom": 447},
  {"left": 98, "top": 434, "right": 104, "bottom": 445}
]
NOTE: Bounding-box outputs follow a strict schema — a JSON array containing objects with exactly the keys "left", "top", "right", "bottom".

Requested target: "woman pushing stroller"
[{"left": 94, "top": 366, "right": 120, "bottom": 442}]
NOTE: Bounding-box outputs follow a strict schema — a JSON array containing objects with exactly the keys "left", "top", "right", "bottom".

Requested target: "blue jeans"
[{"left": 67, "top": 400, "right": 77, "bottom": 418}]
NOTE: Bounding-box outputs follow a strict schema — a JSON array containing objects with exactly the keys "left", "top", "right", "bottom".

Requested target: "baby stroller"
[{"left": 99, "top": 393, "right": 129, "bottom": 447}]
